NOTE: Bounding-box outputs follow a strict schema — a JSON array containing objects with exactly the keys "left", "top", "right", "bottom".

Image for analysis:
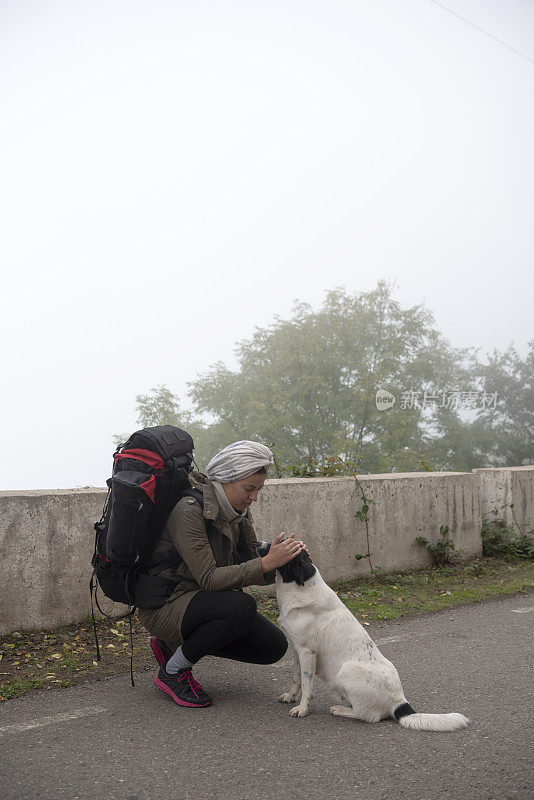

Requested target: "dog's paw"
[
  {"left": 289, "top": 704, "right": 310, "bottom": 718},
  {"left": 329, "top": 705, "right": 346, "bottom": 716},
  {"left": 278, "top": 692, "right": 298, "bottom": 704}
]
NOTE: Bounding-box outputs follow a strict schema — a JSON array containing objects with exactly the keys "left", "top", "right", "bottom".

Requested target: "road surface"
[{"left": 1, "top": 594, "right": 532, "bottom": 800}]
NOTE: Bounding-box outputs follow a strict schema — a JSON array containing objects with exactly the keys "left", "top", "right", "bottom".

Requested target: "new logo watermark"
[
  {"left": 376, "top": 389, "right": 396, "bottom": 410},
  {"left": 375, "top": 388, "right": 498, "bottom": 411}
]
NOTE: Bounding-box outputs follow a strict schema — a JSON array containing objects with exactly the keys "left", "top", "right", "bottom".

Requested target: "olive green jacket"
[{"left": 137, "top": 470, "right": 276, "bottom": 648}]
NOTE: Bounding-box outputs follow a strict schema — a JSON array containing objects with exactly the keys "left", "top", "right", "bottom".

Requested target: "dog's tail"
[{"left": 393, "top": 701, "right": 469, "bottom": 732}]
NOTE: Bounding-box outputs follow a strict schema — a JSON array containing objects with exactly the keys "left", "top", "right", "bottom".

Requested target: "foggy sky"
[{"left": 1, "top": 0, "right": 533, "bottom": 490}]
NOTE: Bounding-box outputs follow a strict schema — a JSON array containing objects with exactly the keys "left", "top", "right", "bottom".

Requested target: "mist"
[{"left": 1, "top": 0, "right": 533, "bottom": 490}]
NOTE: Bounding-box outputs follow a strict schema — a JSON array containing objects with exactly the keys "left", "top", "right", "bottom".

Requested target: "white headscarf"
[{"left": 205, "top": 440, "right": 274, "bottom": 483}]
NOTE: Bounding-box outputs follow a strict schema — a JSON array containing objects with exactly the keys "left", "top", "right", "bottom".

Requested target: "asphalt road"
[{"left": 1, "top": 594, "right": 533, "bottom": 800}]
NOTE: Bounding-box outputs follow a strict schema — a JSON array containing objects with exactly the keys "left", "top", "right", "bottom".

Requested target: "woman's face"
[{"left": 222, "top": 472, "right": 266, "bottom": 511}]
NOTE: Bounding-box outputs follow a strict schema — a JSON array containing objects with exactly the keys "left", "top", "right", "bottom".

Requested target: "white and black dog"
[{"left": 274, "top": 548, "right": 469, "bottom": 732}]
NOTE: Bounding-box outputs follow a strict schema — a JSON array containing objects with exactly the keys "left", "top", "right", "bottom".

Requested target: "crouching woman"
[{"left": 138, "top": 440, "right": 308, "bottom": 708}]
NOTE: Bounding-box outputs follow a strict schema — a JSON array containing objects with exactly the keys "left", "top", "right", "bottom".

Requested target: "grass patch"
[
  {"left": 0, "top": 679, "right": 45, "bottom": 700},
  {"left": 1, "top": 556, "right": 532, "bottom": 701},
  {"left": 0, "top": 615, "right": 152, "bottom": 702},
  {"left": 251, "top": 556, "right": 534, "bottom": 623}
]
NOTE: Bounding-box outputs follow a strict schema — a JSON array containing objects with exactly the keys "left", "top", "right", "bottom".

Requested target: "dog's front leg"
[
  {"left": 278, "top": 642, "right": 301, "bottom": 704},
  {"left": 289, "top": 650, "right": 316, "bottom": 718}
]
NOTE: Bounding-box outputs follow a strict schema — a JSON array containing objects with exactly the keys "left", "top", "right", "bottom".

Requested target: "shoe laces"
[{"left": 177, "top": 668, "right": 204, "bottom": 697}]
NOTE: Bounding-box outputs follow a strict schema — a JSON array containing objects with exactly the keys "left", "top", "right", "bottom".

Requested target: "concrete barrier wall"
[
  {"left": 473, "top": 466, "right": 534, "bottom": 533},
  {"left": 1, "top": 466, "right": 532, "bottom": 634}
]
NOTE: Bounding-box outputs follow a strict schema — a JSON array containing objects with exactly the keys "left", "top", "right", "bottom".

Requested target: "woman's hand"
[{"left": 261, "top": 532, "right": 310, "bottom": 572}]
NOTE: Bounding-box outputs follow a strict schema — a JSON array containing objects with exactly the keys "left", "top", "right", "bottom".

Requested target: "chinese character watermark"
[{"left": 376, "top": 388, "right": 498, "bottom": 411}]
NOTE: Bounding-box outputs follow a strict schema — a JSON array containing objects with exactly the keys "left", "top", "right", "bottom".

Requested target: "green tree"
[
  {"left": 114, "top": 384, "right": 233, "bottom": 469},
  {"left": 188, "top": 281, "right": 482, "bottom": 473},
  {"left": 113, "top": 384, "right": 190, "bottom": 450},
  {"left": 135, "top": 384, "right": 183, "bottom": 428},
  {"left": 471, "top": 340, "right": 534, "bottom": 466},
  {"left": 424, "top": 340, "right": 534, "bottom": 470},
  {"left": 123, "top": 285, "right": 533, "bottom": 474}
]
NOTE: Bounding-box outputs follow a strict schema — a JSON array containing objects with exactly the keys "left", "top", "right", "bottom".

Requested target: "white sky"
[{"left": 1, "top": 0, "right": 533, "bottom": 490}]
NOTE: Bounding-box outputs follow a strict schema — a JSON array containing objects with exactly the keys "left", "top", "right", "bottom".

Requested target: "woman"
[{"left": 137, "top": 440, "right": 309, "bottom": 708}]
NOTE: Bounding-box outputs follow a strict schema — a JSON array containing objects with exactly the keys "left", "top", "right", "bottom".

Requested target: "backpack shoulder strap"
[{"left": 178, "top": 487, "right": 204, "bottom": 509}]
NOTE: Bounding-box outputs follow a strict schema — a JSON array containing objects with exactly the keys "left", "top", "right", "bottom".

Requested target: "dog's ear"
[
  {"left": 277, "top": 546, "right": 316, "bottom": 586},
  {"left": 256, "top": 541, "right": 271, "bottom": 558}
]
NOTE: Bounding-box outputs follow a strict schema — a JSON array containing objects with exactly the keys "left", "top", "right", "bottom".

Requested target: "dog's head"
[{"left": 276, "top": 544, "right": 317, "bottom": 586}]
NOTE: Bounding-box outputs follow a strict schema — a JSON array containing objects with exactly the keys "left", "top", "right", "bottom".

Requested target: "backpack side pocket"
[{"left": 106, "top": 471, "right": 155, "bottom": 565}]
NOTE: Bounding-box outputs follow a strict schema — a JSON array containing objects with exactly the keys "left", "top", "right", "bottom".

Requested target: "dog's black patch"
[
  {"left": 277, "top": 547, "right": 317, "bottom": 586},
  {"left": 394, "top": 702, "right": 416, "bottom": 721}
]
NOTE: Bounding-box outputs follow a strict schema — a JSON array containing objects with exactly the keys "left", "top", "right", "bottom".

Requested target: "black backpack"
[{"left": 90, "top": 425, "right": 196, "bottom": 681}]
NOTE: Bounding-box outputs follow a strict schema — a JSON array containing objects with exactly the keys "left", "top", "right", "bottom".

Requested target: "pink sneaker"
[
  {"left": 154, "top": 666, "right": 213, "bottom": 707},
  {"left": 150, "top": 636, "right": 173, "bottom": 668}
]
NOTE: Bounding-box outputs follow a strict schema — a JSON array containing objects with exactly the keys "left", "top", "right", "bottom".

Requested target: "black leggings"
[{"left": 180, "top": 589, "right": 288, "bottom": 666}]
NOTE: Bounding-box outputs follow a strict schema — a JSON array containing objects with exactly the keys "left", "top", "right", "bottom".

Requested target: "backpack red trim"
[
  {"left": 140, "top": 474, "right": 156, "bottom": 503},
  {"left": 114, "top": 449, "right": 165, "bottom": 470}
]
